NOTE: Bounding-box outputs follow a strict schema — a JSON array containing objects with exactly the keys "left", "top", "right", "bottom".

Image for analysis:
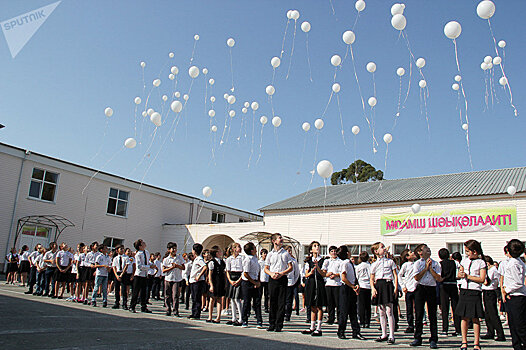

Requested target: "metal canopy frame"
[
  {"left": 239, "top": 231, "right": 302, "bottom": 259},
  {"left": 14, "top": 215, "right": 75, "bottom": 246}
]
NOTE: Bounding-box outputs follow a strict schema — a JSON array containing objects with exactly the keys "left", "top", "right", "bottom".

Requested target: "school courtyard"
[{"left": 0, "top": 282, "right": 508, "bottom": 350}]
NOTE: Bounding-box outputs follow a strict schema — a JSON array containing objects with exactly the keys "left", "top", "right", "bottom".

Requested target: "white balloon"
[
  {"left": 331, "top": 55, "right": 342, "bottom": 67},
  {"left": 150, "top": 112, "right": 162, "bottom": 127},
  {"left": 140, "top": 61, "right": 146, "bottom": 68},
  {"left": 484, "top": 55, "right": 492, "bottom": 64},
  {"left": 314, "top": 118, "right": 324, "bottom": 130},
  {"left": 419, "top": 79, "right": 427, "bottom": 88},
  {"left": 260, "top": 116, "right": 268, "bottom": 125},
  {"left": 202, "top": 68, "right": 208, "bottom": 75},
  {"left": 223, "top": 93, "right": 229, "bottom": 100},
  {"left": 477, "top": 0, "right": 495, "bottom": 19},
  {"left": 342, "top": 30, "right": 356, "bottom": 45},
  {"left": 391, "top": 14, "right": 407, "bottom": 31},
  {"left": 147, "top": 108, "right": 154, "bottom": 116},
  {"left": 486, "top": 62, "right": 493, "bottom": 70},
  {"left": 452, "top": 83, "right": 460, "bottom": 91},
  {"left": 227, "top": 38, "right": 235, "bottom": 47},
  {"left": 124, "top": 137, "right": 137, "bottom": 149},
  {"left": 383, "top": 133, "right": 393, "bottom": 144},
  {"left": 141, "top": 111, "right": 147, "bottom": 117},
  {"left": 444, "top": 21, "right": 462, "bottom": 39},
  {"left": 229, "top": 110, "right": 236, "bottom": 118},
  {"left": 286, "top": 10, "right": 293, "bottom": 19},
  {"left": 174, "top": 91, "right": 181, "bottom": 98},
  {"left": 104, "top": 107, "right": 113, "bottom": 117},
  {"left": 302, "top": 122, "right": 311, "bottom": 132},
  {"left": 251, "top": 102, "right": 259, "bottom": 111},
  {"left": 202, "top": 186, "right": 212, "bottom": 198},
  {"left": 209, "top": 78, "right": 215, "bottom": 85},
  {"left": 162, "top": 95, "right": 168, "bottom": 101},
  {"left": 134, "top": 97, "right": 141, "bottom": 105},
  {"left": 168, "top": 74, "right": 175, "bottom": 80},
  {"left": 366, "top": 62, "right": 377, "bottom": 73},
  {"left": 242, "top": 107, "right": 248, "bottom": 114},
  {"left": 351, "top": 125, "right": 360, "bottom": 135},
  {"left": 396, "top": 67, "right": 405, "bottom": 76},
  {"left": 208, "top": 109, "right": 216, "bottom": 118},
  {"left": 411, "top": 203, "right": 421, "bottom": 214},
  {"left": 498, "top": 40, "right": 506, "bottom": 48},
  {"left": 171, "top": 66, "right": 179, "bottom": 75},
  {"left": 271, "top": 56, "right": 281, "bottom": 68},
  {"left": 210, "top": 96, "right": 216, "bottom": 102},
  {"left": 272, "top": 116, "right": 282, "bottom": 127},
  {"left": 193, "top": 34, "right": 200, "bottom": 41},
  {"left": 316, "top": 160, "right": 334, "bottom": 179},
  {"left": 169, "top": 52, "right": 174, "bottom": 58},
  {"left": 291, "top": 10, "right": 300, "bottom": 20},
  {"left": 493, "top": 56, "right": 502, "bottom": 65},
  {"left": 332, "top": 83, "right": 341, "bottom": 93},
  {"left": 391, "top": 3, "right": 404, "bottom": 16},
  {"left": 183, "top": 94, "right": 189, "bottom": 101},
  {"left": 227, "top": 95, "right": 236, "bottom": 104},
  {"left": 499, "top": 77, "right": 508, "bottom": 86},
  {"left": 153, "top": 79, "right": 161, "bottom": 87},
  {"left": 211, "top": 125, "right": 217, "bottom": 132},
  {"left": 188, "top": 66, "right": 199, "bottom": 79},
  {"left": 416, "top": 57, "right": 426, "bottom": 68},
  {"left": 507, "top": 185, "right": 517, "bottom": 196},
  {"left": 171, "top": 100, "right": 183, "bottom": 113},
  {"left": 355, "top": 0, "right": 366, "bottom": 12},
  {"left": 368, "top": 96, "right": 377, "bottom": 107},
  {"left": 244, "top": 102, "right": 250, "bottom": 108},
  {"left": 266, "top": 85, "right": 276, "bottom": 96},
  {"left": 462, "top": 123, "right": 468, "bottom": 131},
  {"left": 454, "top": 75, "right": 462, "bottom": 82},
  {"left": 301, "top": 21, "right": 311, "bottom": 33}
]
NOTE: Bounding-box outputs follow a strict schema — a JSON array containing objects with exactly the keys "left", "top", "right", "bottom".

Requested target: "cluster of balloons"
[{"left": 390, "top": 3, "right": 407, "bottom": 31}]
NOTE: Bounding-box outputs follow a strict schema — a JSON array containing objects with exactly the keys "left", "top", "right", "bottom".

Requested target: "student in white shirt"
[
  {"left": 226, "top": 242, "right": 244, "bottom": 326},
  {"left": 130, "top": 239, "right": 155, "bottom": 313},
  {"left": 481, "top": 255, "right": 506, "bottom": 341},
  {"left": 111, "top": 245, "right": 128, "bottom": 309},
  {"left": 399, "top": 249, "right": 417, "bottom": 334},
  {"left": 163, "top": 242, "right": 185, "bottom": 316},
  {"left": 241, "top": 242, "right": 263, "bottom": 328},
  {"left": 79, "top": 244, "right": 91, "bottom": 303},
  {"left": 501, "top": 239, "right": 526, "bottom": 350},
  {"left": 72, "top": 243, "right": 86, "bottom": 303},
  {"left": 54, "top": 243, "right": 73, "bottom": 299},
  {"left": 188, "top": 243, "right": 207, "bottom": 319},
  {"left": 183, "top": 253, "right": 193, "bottom": 310},
  {"left": 355, "top": 251, "right": 372, "bottom": 328},
  {"left": 18, "top": 245, "right": 30, "bottom": 287},
  {"left": 302, "top": 241, "right": 327, "bottom": 336},
  {"left": 43, "top": 242, "right": 58, "bottom": 297},
  {"left": 207, "top": 246, "right": 226, "bottom": 323},
  {"left": 123, "top": 248, "right": 135, "bottom": 304},
  {"left": 455, "top": 240, "right": 486, "bottom": 350},
  {"left": 85, "top": 242, "right": 99, "bottom": 296},
  {"left": 26, "top": 244, "right": 42, "bottom": 295},
  {"left": 91, "top": 244, "right": 111, "bottom": 307},
  {"left": 321, "top": 246, "right": 342, "bottom": 325},
  {"left": 151, "top": 252, "right": 162, "bottom": 301},
  {"left": 34, "top": 246, "right": 47, "bottom": 295},
  {"left": 259, "top": 248, "right": 269, "bottom": 313},
  {"left": 285, "top": 245, "right": 300, "bottom": 321}
]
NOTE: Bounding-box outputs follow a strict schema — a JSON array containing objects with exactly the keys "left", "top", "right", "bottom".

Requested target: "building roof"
[{"left": 260, "top": 167, "right": 526, "bottom": 212}]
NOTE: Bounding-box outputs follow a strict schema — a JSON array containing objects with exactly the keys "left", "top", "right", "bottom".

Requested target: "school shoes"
[
  {"left": 480, "top": 334, "right": 493, "bottom": 340},
  {"left": 311, "top": 330, "right": 322, "bottom": 336},
  {"left": 410, "top": 339, "right": 422, "bottom": 346},
  {"left": 387, "top": 338, "right": 395, "bottom": 344},
  {"left": 337, "top": 333, "right": 346, "bottom": 339},
  {"left": 112, "top": 304, "right": 120, "bottom": 309},
  {"left": 429, "top": 340, "right": 438, "bottom": 349},
  {"left": 166, "top": 311, "right": 172, "bottom": 316},
  {"left": 129, "top": 308, "right": 137, "bottom": 313},
  {"left": 102, "top": 302, "right": 107, "bottom": 308},
  {"left": 24, "top": 291, "right": 33, "bottom": 294},
  {"left": 375, "top": 336, "right": 388, "bottom": 342},
  {"left": 123, "top": 304, "right": 129, "bottom": 310},
  {"left": 266, "top": 326, "right": 275, "bottom": 332},
  {"left": 275, "top": 326, "right": 283, "bottom": 332},
  {"left": 91, "top": 301, "right": 97, "bottom": 307},
  {"left": 302, "top": 328, "right": 314, "bottom": 335},
  {"left": 405, "top": 327, "right": 415, "bottom": 334},
  {"left": 226, "top": 320, "right": 234, "bottom": 325},
  {"left": 233, "top": 321, "right": 242, "bottom": 326},
  {"left": 495, "top": 336, "right": 506, "bottom": 342},
  {"left": 352, "top": 334, "right": 366, "bottom": 340},
  {"left": 141, "top": 308, "right": 152, "bottom": 313}
]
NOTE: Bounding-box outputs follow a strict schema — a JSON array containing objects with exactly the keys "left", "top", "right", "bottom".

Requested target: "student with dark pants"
[
  {"left": 25, "top": 244, "right": 42, "bottom": 295},
  {"left": 258, "top": 249, "right": 269, "bottom": 313},
  {"left": 481, "top": 256, "right": 506, "bottom": 341},
  {"left": 112, "top": 245, "right": 129, "bottom": 309},
  {"left": 438, "top": 248, "right": 461, "bottom": 336},
  {"left": 130, "top": 239, "right": 154, "bottom": 313},
  {"left": 241, "top": 242, "right": 263, "bottom": 327},
  {"left": 399, "top": 249, "right": 417, "bottom": 334},
  {"left": 284, "top": 246, "right": 300, "bottom": 321},
  {"left": 264, "top": 233, "right": 293, "bottom": 332},
  {"left": 355, "top": 251, "right": 372, "bottom": 328},
  {"left": 188, "top": 243, "right": 207, "bottom": 319},
  {"left": 322, "top": 246, "right": 341, "bottom": 324}
]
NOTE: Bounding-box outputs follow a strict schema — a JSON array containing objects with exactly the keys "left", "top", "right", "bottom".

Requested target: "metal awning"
[
  {"left": 239, "top": 231, "right": 302, "bottom": 260},
  {"left": 14, "top": 215, "right": 75, "bottom": 246}
]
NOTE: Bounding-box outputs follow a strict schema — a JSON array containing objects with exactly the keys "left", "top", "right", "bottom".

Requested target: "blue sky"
[{"left": 0, "top": 0, "right": 524, "bottom": 214}]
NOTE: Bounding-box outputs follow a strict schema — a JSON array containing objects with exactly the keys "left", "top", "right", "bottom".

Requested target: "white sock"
[
  {"left": 231, "top": 301, "right": 237, "bottom": 321},
  {"left": 234, "top": 299, "right": 242, "bottom": 321},
  {"left": 316, "top": 320, "right": 322, "bottom": 331},
  {"left": 386, "top": 304, "right": 395, "bottom": 339},
  {"left": 310, "top": 321, "right": 316, "bottom": 330},
  {"left": 379, "top": 305, "right": 387, "bottom": 338}
]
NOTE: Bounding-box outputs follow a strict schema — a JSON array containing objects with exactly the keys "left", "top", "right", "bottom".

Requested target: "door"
[{"left": 18, "top": 225, "right": 52, "bottom": 250}]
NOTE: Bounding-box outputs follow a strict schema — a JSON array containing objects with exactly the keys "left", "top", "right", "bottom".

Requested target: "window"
[
  {"left": 447, "top": 243, "right": 464, "bottom": 256},
  {"left": 239, "top": 218, "right": 249, "bottom": 223},
  {"left": 348, "top": 244, "right": 372, "bottom": 257},
  {"left": 211, "top": 212, "right": 225, "bottom": 223},
  {"left": 303, "top": 244, "right": 328, "bottom": 257},
  {"left": 29, "top": 168, "right": 58, "bottom": 202},
  {"left": 393, "top": 243, "right": 423, "bottom": 256},
  {"left": 103, "top": 237, "right": 124, "bottom": 250},
  {"left": 107, "top": 188, "right": 129, "bottom": 217},
  {"left": 21, "top": 225, "right": 50, "bottom": 238}
]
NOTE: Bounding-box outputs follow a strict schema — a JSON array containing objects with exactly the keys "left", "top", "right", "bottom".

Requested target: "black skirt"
[
  {"left": 455, "top": 289, "right": 484, "bottom": 319},
  {"left": 305, "top": 278, "right": 327, "bottom": 307},
  {"left": 7, "top": 262, "right": 18, "bottom": 273},
  {"left": 372, "top": 279, "right": 395, "bottom": 306},
  {"left": 56, "top": 266, "right": 70, "bottom": 282},
  {"left": 79, "top": 266, "right": 89, "bottom": 282},
  {"left": 227, "top": 271, "right": 242, "bottom": 299},
  {"left": 19, "top": 260, "right": 30, "bottom": 273}
]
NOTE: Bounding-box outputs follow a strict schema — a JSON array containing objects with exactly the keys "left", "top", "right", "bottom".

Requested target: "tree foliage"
[{"left": 330, "top": 159, "right": 384, "bottom": 185}]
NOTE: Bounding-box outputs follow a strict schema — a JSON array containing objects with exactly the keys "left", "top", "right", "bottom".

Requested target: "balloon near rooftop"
[{"left": 91, "top": 1, "right": 519, "bottom": 213}]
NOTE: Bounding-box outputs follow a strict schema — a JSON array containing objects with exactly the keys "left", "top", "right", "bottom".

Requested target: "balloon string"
[
  {"left": 189, "top": 39, "right": 197, "bottom": 64},
  {"left": 352, "top": 11, "right": 360, "bottom": 31},
  {"left": 271, "top": 68, "right": 276, "bottom": 85},
  {"left": 296, "top": 133, "right": 308, "bottom": 177},
  {"left": 328, "top": 0, "right": 335, "bottom": 15},
  {"left": 195, "top": 200, "right": 205, "bottom": 225},
  {"left": 393, "top": 76, "right": 403, "bottom": 130},
  {"left": 219, "top": 102, "right": 229, "bottom": 146},
  {"left": 305, "top": 33, "right": 313, "bottom": 82},
  {"left": 247, "top": 110, "right": 256, "bottom": 168},
  {"left": 229, "top": 47, "right": 235, "bottom": 92},
  {"left": 256, "top": 124, "right": 265, "bottom": 165},
  {"left": 286, "top": 20, "right": 297, "bottom": 80},
  {"left": 82, "top": 147, "right": 124, "bottom": 195},
  {"left": 483, "top": 71, "right": 489, "bottom": 112},
  {"left": 130, "top": 127, "right": 159, "bottom": 177},
  {"left": 279, "top": 19, "right": 290, "bottom": 60},
  {"left": 322, "top": 91, "right": 334, "bottom": 117},
  {"left": 304, "top": 131, "right": 319, "bottom": 201},
  {"left": 401, "top": 31, "right": 413, "bottom": 106},
  {"left": 90, "top": 118, "right": 109, "bottom": 163},
  {"left": 269, "top": 95, "right": 275, "bottom": 117},
  {"left": 372, "top": 72, "right": 377, "bottom": 98},
  {"left": 204, "top": 78, "right": 208, "bottom": 119},
  {"left": 336, "top": 94, "right": 346, "bottom": 146}
]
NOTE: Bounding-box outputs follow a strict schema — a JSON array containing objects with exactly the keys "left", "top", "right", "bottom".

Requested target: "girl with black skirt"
[
  {"left": 207, "top": 245, "right": 226, "bottom": 323},
  {"left": 226, "top": 243, "right": 243, "bottom": 326},
  {"left": 18, "top": 245, "right": 30, "bottom": 286},
  {"left": 6, "top": 247, "right": 19, "bottom": 285},
  {"left": 301, "top": 241, "right": 327, "bottom": 337},
  {"left": 455, "top": 239, "right": 487, "bottom": 350}
]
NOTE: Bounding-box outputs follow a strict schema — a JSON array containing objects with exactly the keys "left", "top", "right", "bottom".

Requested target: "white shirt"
[
  {"left": 35, "top": 254, "right": 45, "bottom": 269},
  {"left": 482, "top": 265, "right": 500, "bottom": 291},
  {"left": 29, "top": 250, "right": 40, "bottom": 265},
  {"left": 226, "top": 255, "right": 244, "bottom": 272},
  {"left": 43, "top": 251, "right": 57, "bottom": 267},
  {"left": 259, "top": 259, "right": 269, "bottom": 282},
  {"left": 148, "top": 259, "right": 157, "bottom": 276},
  {"left": 371, "top": 257, "right": 396, "bottom": 281},
  {"left": 112, "top": 254, "right": 129, "bottom": 273},
  {"left": 20, "top": 251, "right": 30, "bottom": 261},
  {"left": 71, "top": 254, "right": 79, "bottom": 274},
  {"left": 339, "top": 259, "right": 357, "bottom": 285},
  {"left": 322, "top": 257, "right": 342, "bottom": 286},
  {"left": 242, "top": 255, "right": 260, "bottom": 281},
  {"left": 287, "top": 257, "right": 300, "bottom": 286},
  {"left": 189, "top": 256, "right": 206, "bottom": 283},
  {"left": 459, "top": 258, "right": 486, "bottom": 291},
  {"left": 355, "top": 262, "right": 371, "bottom": 289},
  {"left": 95, "top": 254, "right": 111, "bottom": 277},
  {"left": 134, "top": 250, "right": 151, "bottom": 277},
  {"left": 163, "top": 255, "right": 184, "bottom": 282},
  {"left": 154, "top": 259, "right": 162, "bottom": 277},
  {"left": 85, "top": 251, "right": 98, "bottom": 266},
  {"left": 399, "top": 261, "right": 418, "bottom": 292},
  {"left": 56, "top": 250, "right": 72, "bottom": 267},
  {"left": 503, "top": 257, "right": 526, "bottom": 297},
  {"left": 126, "top": 256, "right": 134, "bottom": 274},
  {"left": 265, "top": 248, "right": 292, "bottom": 274},
  {"left": 412, "top": 258, "right": 441, "bottom": 287}
]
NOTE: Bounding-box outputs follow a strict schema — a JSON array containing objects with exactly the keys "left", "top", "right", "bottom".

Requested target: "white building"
[
  {"left": 167, "top": 167, "right": 526, "bottom": 262},
  {"left": 0, "top": 142, "right": 261, "bottom": 268}
]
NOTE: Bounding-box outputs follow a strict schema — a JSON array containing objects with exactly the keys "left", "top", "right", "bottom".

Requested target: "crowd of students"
[{"left": 5, "top": 234, "right": 526, "bottom": 350}]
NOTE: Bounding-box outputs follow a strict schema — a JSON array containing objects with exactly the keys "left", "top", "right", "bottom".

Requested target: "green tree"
[{"left": 330, "top": 159, "right": 384, "bottom": 185}]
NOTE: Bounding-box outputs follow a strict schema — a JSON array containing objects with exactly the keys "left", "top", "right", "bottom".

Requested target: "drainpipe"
[{"left": 4, "top": 150, "right": 28, "bottom": 271}]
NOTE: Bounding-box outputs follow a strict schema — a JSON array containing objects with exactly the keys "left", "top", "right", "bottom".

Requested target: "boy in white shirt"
[
  {"left": 163, "top": 242, "right": 185, "bottom": 316},
  {"left": 91, "top": 245, "right": 111, "bottom": 307},
  {"left": 112, "top": 245, "right": 129, "bottom": 309},
  {"left": 188, "top": 243, "right": 207, "bottom": 319}
]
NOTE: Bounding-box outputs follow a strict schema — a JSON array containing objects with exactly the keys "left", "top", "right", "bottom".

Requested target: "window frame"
[
  {"left": 392, "top": 243, "right": 423, "bottom": 257},
  {"left": 28, "top": 168, "right": 59, "bottom": 202},
  {"left": 447, "top": 242, "right": 465, "bottom": 257},
  {"left": 211, "top": 211, "right": 226, "bottom": 223},
  {"left": 303, "top": 244, "right": 328, "bottom": 257},
  {"left": 106, "top": 188, "right": 129, "bottom": 218},
  {"left": 102, "top": 237, "right": 124, "bottom": 251},
  {"left": 347, "top": 244, "right": 373, "bottom": 257}
]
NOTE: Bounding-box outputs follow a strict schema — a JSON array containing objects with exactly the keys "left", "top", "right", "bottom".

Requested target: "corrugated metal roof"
[{"left": 260, "top": 167, "right": 526, "bottom": 212}]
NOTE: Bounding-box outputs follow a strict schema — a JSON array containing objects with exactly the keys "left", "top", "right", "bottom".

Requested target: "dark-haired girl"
[
  {"left": 207, "top": 246, "right": 226, "bottom": 323},
  {"left": 355, "top": 250, "right": 372, "bottom": 328},
  {"left": 18, "top": 245, "right": 30, "bottom": 286},
  {"left": 6, "top": 247, "right": 19, "bottom": 284},
  {"left": 399, "top": 249, "right": 417, "bottom": 334},
  {"left": 226, "top": 243, "right": 243, "bottom": 326},
  {"left": 302, "top": 241, "right": 327, "bottom": 336}
]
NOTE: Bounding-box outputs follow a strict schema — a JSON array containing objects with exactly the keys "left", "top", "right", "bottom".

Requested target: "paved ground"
[{"left": 0, "top": 283, "right": 511, "bottom": 349}]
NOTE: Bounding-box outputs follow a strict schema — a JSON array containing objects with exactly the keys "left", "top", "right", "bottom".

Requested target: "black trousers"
[
  {"left": 325, "top": 285, "right": 339, "bottom": 323},
  {"left": 242, "top": 280, "right": 262, "bottom": 324},
  {"left": 130, "top": 276, "right": 148, "bottom": 310},
  {"left": 113, "top": 275, "right": 128, "bottom": 306},
  {"left": 338, "top": 285, "right": 360, "bottom": 336},
  {"left": 185, "top": 282, "right": 191, "bottom": 309},
  {"left": 180, "top": 281, "right": 186, "bottom": 302},
  {"left": 483, "top": 290, "right": 505, "bottom": 338},
  {"left": 259, "top": 281, "right": 269, "bottom": 311},
  {"left": 268, "top": 276, "right": 288, "bottom": 328},
  {"left": 165, "top": 280, "right": 181, "bottom": 313},
  {"left": 190, "top": 280, "right": 206, "bottom": 318},
  {"left": 146, "top": 275, "right": 154, "bottom": 302},
  {"left": 440, "top": 283, "right": 460, "bottom": 333},
  {"left": 358, "top": 288, "right": 371, "bottom": 326},
  {"left": 152, "top": 276, "right": 161, "bottom": 299},
  {"left": 507, "top": 295, "right": 526, "bottom": 350},
  {"left": 285, "top": 281, "right": 299, "bottom": 319},
  {"left": 414, "top": 285, "right": 438, "bottom": 342},
  {"left": 405, "top": 290, "right": 416, "bottom": 328},
  {"left": 28, "top": 266, "right": 37, "bottom": 292}
]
